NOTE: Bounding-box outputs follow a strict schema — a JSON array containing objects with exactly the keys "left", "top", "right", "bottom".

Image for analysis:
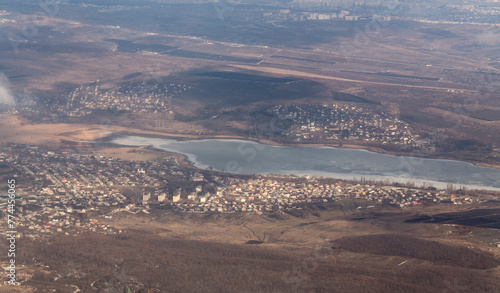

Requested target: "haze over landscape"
[{"left": 0, "top": 0, "right": 499, "bottom": 292}]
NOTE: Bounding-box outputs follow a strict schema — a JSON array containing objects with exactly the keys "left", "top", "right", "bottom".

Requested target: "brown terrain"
[{"left": 0, "top": 2, "right": 499, "bottom": 292}]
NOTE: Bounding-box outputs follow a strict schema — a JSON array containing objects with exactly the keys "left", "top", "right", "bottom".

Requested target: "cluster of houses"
[
  {"left": 11, "top": 204, "right": 116, "bottom": 238},
  {"left": 430, "top": 3, "right": 500, "bottom": 23},
  {"left": 257, "top": 0, "right": 498, "bottom": 26},
  {"left": 270, "top": 104, "right": 423, "bottom": 146},
  {"left": 0, "top": 144, "right": 483, "bottom": 237},
  {"left": 2, "top": 145, "right": 184, "bottom": 236},
  {"left": 171, "top": 175, "right": 479, "bottom": 214},
  {"left": 57, "top": 81, "right": 189, "bottom": 117},
  {"left": 261, "top": 9, "right": 374, "bottom": 22}
]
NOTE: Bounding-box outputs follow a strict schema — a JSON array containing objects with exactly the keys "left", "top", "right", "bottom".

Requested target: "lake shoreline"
[
  {"left": 102, "top": 130, "right": 500, "bottom": 171},
  {"left": 104, "top": 133, "right": 500, "bottom": 191}
]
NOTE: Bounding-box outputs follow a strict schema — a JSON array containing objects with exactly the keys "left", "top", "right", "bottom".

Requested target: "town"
[
  {"left": 60, "top": 81, "right": 189, "bottom": 117},
  {"left": 270, "top": 104, "right": 423, "bottom": 147},
  {"left": 0, "top": 144, "right": 489, "bottom": 238},
  {"left": 18, "top": 81, "right": 189, "bottom": 120},
  {"left": 250, "top": 0, "right": 500, "bottom": 25}
]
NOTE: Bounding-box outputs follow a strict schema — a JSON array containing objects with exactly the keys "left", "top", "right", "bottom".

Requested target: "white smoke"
[
  {"left": 0, "top": 73, "right": 15, "bottom": 105},
  {"left": 475, "top": 30, "right": 500, "bottom": 45}
]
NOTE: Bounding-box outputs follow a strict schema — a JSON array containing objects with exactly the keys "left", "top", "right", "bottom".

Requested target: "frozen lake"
[{"left": 108, "top": 135, "right": 500, "bottom": 191}]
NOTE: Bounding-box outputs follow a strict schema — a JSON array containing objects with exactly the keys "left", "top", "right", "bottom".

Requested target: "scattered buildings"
[
  {"left": 0, "top": 144, "right": 485, "bottom": 238},
  {"left": 271, "top": 104, "right": 423, "bottom": 147},
  {"left": 22, "top": 82, "right": 190, "bottom": 119}
]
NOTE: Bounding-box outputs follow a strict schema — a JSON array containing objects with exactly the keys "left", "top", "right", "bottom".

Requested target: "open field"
[
  {"left": 231, "top": 64, "right": 478, "bottom": 93},
  {"left": 1, "top": 203, "right": 500, "bottom": 292}
]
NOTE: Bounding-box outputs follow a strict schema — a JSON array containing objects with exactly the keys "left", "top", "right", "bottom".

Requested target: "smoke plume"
[{"left": 0, "top": 73, "right": 15, "bottom": 105}]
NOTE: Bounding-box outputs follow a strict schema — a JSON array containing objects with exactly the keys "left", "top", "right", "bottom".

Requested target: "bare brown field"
[
  {"left": 2, "top": 203, "right": 499, "bottom": 292},
  {"left": 231, "top": 64, "right": 477, "bottom": 93},
  {"left": 422, "top": 107, "right": 495, "bottom": 125}
]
